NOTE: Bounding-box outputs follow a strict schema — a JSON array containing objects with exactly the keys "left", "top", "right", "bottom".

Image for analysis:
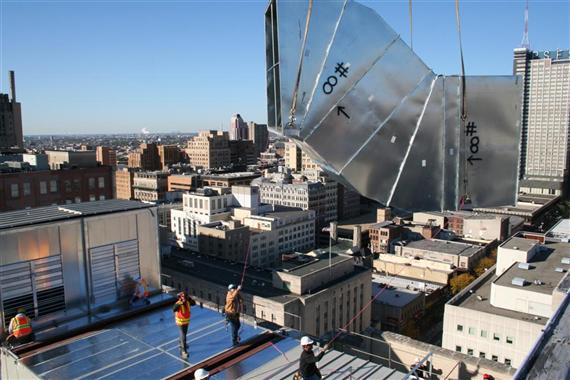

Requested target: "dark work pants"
[
  {"left": 228, "top": 315, "right": 240, "bottom": 345},
  {"left": 178, "top": 324, "right": 189, "bottom": 354}
]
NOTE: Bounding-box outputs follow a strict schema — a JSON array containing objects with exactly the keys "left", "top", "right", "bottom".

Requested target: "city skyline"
[{"left": 1, "top": 0, "right": 569, "bottom": 135}]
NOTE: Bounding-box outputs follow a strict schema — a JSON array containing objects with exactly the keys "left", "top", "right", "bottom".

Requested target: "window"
[
  {"left": 504, "top": 358, "right": 512, "bottom": 366},
  {"left": 10, "top": 184, "right": 19, "bottom": 198},
  {"left": 457, "top": 324, "right": 464, "bottom": 332},
  {"left": 40, "top": 181, "right": 47, "bottom": 194},
  {"left": 23, "top": 182, "right": 31, "bottom": 196},
  {"left": 75, "top": 196, "right": 81, "bottom": 203},
  {"left": 491, "top": 355, "right": 498, "bottom": 362},
  {"left": 98, "top": 177, "right": 105, "bottom": 188},
  {"left": 99, "top": 195, "right": 106, "bottom": 201},
  {"left": 89, "top": 195, "right": 96, "bottom": 201},
  {"left": 89, "top": 177, "right": 96, "bottom": 190},
  {"left": 65, "top": 180, "right": 71, "bottom": 192},
  {"left": 493, "top": 333, "right": 500, "bottom": 341},
  {"left": 50, "top": 180, "right": 57, "bottom": 192},
  {"left": 506, "top": 336, "right": 514, "bottom": 344},
  {"left": 467, "top": 348, "right": 474, "bottom": 356},
  {"left": 468, "top": 327, "right": 476, "bottom": 335},
  {"left": 455, "top": 346, "right": 462, "bottom": 352},
  {"left": 480, "top": 330, "right": 488, "bottom": 338},
  {"left": 479, "top": 352, "right": 486, "bottom": 359}
]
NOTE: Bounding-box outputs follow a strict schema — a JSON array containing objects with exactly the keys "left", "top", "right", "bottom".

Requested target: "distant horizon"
[{"left": 2, "top": 0, "right": 569, "bottom": 134}]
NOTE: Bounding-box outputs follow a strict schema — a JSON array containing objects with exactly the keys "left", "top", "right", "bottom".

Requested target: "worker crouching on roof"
[
  {"left": 173, "top": 291, "right": 195, "bottom": 358},
  {"left": 224, "top": 284, "right": 243, "bottom": 346},
  {"left": 7, "top": 308, "right": 34, "bottom": 346},
  {"left": 129, "top": 276, "right": 150, "bottom": 306},
  {"left": 298, "top": 336, "right": 330, "bottom": 380}
]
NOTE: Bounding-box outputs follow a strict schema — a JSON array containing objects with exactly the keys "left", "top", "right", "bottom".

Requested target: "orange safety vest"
[
  {"left": 137, "top": 279, "right": 149, "bottom": 297},
  {"left": 11, "top": 314, "right": 32, "bottom": 338},
  {"left": 175, "top": 301, "right": 191, "bottom": 326}
]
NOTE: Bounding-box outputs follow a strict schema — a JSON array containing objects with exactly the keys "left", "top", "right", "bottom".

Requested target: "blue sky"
[{"left": 1, "top": 0, "right": 568, "bottom": 135}]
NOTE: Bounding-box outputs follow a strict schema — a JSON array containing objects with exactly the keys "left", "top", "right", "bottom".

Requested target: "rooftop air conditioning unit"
[
  {"left": 561, "top": 258, "right": 570, "bottom": 265},
  {"left": 554, "top": 267, "right": 567, "bottom": 273},
  {"left": 511, "top": 277, "right": 527, "bottom": 287},
  {"left": 518, "top": 263, "right": 532, "bottom": 270}
]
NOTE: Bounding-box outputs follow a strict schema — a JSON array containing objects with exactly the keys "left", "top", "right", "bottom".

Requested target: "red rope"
[{"left": 239, "top": 237, "right": 252, "bottom": 287}]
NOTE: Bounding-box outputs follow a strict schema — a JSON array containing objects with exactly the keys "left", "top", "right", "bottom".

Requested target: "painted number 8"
[{"left": 322, "top": 75, "right": 338, "bottom": 95}]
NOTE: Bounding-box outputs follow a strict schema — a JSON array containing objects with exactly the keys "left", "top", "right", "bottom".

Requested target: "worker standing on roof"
[
  {"left": 194, "top": 368, "right": 210, "bottom": 379},
  {"left": 7, "top": 308, "right": 34, "bottom": 346},
  {"left": 297, "top": 336, "right": 330, "bottom": 380},
  {"left": 173, "top": 291, "right": 195, "bottom": 358},
  {"left": 224, "top": 284, "right": 243, "bottom": 345},
  {"left": 129, "top": 276, "right": 150, "bottom": 306}
]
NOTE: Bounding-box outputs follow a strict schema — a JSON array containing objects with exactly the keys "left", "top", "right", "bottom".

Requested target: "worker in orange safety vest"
[
  {"left": 173, "top": 291, "right": 195, "bottom": 358},
  {"left": 7, "top": 308, "right": 34, "bottom": 346}
]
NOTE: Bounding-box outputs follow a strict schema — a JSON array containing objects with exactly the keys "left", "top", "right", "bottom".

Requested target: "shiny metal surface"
[
  {"left": 20, "top": 307, "right": 259, "bottom": 380},
  {"left": 217, "top": 337, "right": 406, "bottom": 379},
  {"left": 266, "top": 0, "right": 522, "bottom": 211}
]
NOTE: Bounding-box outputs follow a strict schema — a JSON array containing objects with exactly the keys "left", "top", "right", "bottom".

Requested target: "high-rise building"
[
  {"left": 229, "top": 140, "right": 256, "bottom": 166},
  {"left": 284, "top": 141, "right": 302, "bottom": 172},
  {"left": 115, "top": 168, "right": 135, "bottom": 200},
  {"left": 229, "top": 114, "right": 248, "bottom": 140},
  {"left": 96, "top": 146, "right": 117, "bottom": 167},
  {"left": 0, "top": 71, "right": 23, "bottom": 150},
  {"left": 157, "top": 144, "right": 180, "bottom": 170},
  {"left": 247, "top": 122, "right": 269, "bottom": 155},
  {"left": 185, "top": 130, "right": 231, "bottom": 169},
  {"left": 128, "top": 143, "right": 160, "bottom": 171},
  {"left": 514, "top": 48, "right": 570, "bottom": 196}
]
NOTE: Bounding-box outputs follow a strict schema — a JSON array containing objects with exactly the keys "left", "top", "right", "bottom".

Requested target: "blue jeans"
[{"left": 227, "top": 315, "right": 240, "bottom": 345}]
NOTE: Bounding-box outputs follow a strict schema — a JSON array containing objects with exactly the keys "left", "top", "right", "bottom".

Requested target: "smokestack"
[{"left": 9, "top": 71, "right": 16, "bottom": 102}]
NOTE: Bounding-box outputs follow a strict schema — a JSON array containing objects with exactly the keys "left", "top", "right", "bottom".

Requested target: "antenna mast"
[{"left": 521, "top": 0, "right": 530, "bottom": 49}]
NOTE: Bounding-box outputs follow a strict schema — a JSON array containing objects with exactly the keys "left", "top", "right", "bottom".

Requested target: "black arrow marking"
[
  {"left": 467, "top": 155, "right": 482, "bottom": 165},
  {"left": 337, "top": 106, "right": 350, "bottom": 119}
]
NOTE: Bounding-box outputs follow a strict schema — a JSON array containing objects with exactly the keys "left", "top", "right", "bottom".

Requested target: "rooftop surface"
[
  {"left": 0, "top": 199, "right": 153, "bottom": 230},
  {"left": 500, "top": 236, "right": 538, "bottom": 251},
  {"left": 281, "top": 253, "right": 352, "bottom": 276},
  {"left": 202, "top": 171, "right": 260, "bottom": 179},
  {"left": 14, "top": 305, "right": 260, "bottom": 380},
  {"left": 495, "top": 242, "right": 570, "bottom": 295},
  {"left": 402, "top": 238, "right": 482, "bottom": 257},
  {"left": 546, "top": 218, "right": 570, "bottom": 242},
  {"left": 372, "top": 282, "right": 423, "bottom": 308},
  {"left": 452, "top": 269, "right": 548, "bottom": 325}
]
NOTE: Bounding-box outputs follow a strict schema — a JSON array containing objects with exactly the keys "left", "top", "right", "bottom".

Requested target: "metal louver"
[{"left": 265, "top": 0, "right": 522, "bottom": 211}]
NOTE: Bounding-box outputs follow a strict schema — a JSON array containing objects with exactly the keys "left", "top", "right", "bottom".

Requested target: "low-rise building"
[
  {"left": 132, "top": 171, "right": 169, "bottom": 203},
  {"left": 162, "top": 251, "right": 371, "bottom": 337},
  {"left": 442, "top": 236, "right": 570, "bottom": 368},
  {"left": 157, "top": 144, "right": 180, "bottom": 169},
  {"left": 413, "top": 211, "right": 509, "bottom": 242},
  {"left": 167, "top": 173, "right": 198, "bottom": 192},
  {"left": 374, "top": 254, "right": 456, "bottom": 285},
  {"left": 394, "top": 238, "right": 487, "bottom": 271},
  {"left": 0, "top": 166, "right": 114, "bottom": 211},
  {"left": 200, "top": 172, "right": 261, "bottom": 188},
  {"left": 127, "top": 143, "right": 160, "bottom": 171},
  {"left": 115, "top": 168, "right": 135, "bottom": 200},
  {"left": 96, "top": 146, "right": 117, "bottom": 167},
  {"left": 45, "top": 150, "right": 97, "bottom": 170},
  {"left": 369, "top": 221, "right": 404, "bottom": 254}
]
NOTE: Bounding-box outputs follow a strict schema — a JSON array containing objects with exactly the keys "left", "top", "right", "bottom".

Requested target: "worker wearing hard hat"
[
  {"left": 194, "top": 368, "right": 209, "bottom": 379},
  {"left": 224, "top": 284, "right": 244, "bottom": 346},
  {"left": 173, "top": 291, "right": 196, "bottom": 358},
  {"left": 129, "top": 276, "right": 150, "bottom": 306},
  {"left": 7, "top": 308, "right": 34, "bottom": 346},
  {"left": 298, "top": 336, "right": 330, "bottom": 380}
]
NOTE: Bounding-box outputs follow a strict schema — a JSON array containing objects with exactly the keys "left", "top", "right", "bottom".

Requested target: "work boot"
[
  {"left": 181, "top": 351, "right": 188, "bottom": 359},
  {"left": 145, "top": 299, "right": 151, "bottom": 305}
]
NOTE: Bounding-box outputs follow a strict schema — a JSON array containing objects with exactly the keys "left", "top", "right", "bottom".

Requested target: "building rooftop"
[
  {"left": 451, "top": 268, "right": 548, "bottom": 325},
  {"left": 0, "top": 199, "right": 153, "bottom": 230},
  {"left": 546, "top": 219, "right": 570, "bottom": 242},
  {"left": 494, "top": 242, "right": 569, "bottom": 295},
  {"left": 403, "top": 239, "right": 482, "bottom": 257},
  {"left": 202, "top": 171, "right": 260, "bottom": 179},
  {"left": 280, "top": 253, "right": 352, "bottom": 277},
  {"left": 501, "top": 236, "right": 538, "bottom": 251},
  {"left": 372, "top": 282, "right": 423, "bottom": 308}
]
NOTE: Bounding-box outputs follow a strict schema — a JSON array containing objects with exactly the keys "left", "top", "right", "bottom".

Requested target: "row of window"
[
  {"left": 455, "top": 346, "right": 512, "bottom": 365},
  {"left": 456, "top": 324, "right": 514, "bottom": 344}
]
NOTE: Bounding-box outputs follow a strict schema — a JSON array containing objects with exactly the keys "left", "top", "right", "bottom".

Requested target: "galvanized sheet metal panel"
[
  {"left": 265, "top": 0, "right": 522, "bottom": 211},
  {"left": 89, "top": 244, "right": 117, "bottom": 306}
]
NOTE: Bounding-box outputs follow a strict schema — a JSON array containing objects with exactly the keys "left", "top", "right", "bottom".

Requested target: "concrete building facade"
[
  {"left": 514, "top": 48, "right": 570, "bottom": 196},
  {"left": 132, "top": 171, "right": 169, "bottom": 202},
  {"left": 185, "top": 130, "right": 231, "bottom": 169}
]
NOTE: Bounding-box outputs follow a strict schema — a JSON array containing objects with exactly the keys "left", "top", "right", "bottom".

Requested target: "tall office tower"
[
  {"left": 514, "top": 48, "right": 570, "bottom": 196},
  {"left": 229, "top": 114, "right": 248, "bottom": 140},
  {"left": 284, "top": 141, "right": 302, "bottom": 172},
  {"left": 0, "top": 71, "right": 24, "bottom": 150},
  {"left": 247, "top": 122, "right": 269, "bottom": 155}
]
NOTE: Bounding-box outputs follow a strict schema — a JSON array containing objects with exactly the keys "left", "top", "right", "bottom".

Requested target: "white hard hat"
[
  {"left": 300, "top": 336, "right": 314, "bottom": 346},
  {"left": 194, "top": 368, "right": 209, "bottom": 379},
  {"left": 228, "top": 284, "right": 236, "bottom": 290}
]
